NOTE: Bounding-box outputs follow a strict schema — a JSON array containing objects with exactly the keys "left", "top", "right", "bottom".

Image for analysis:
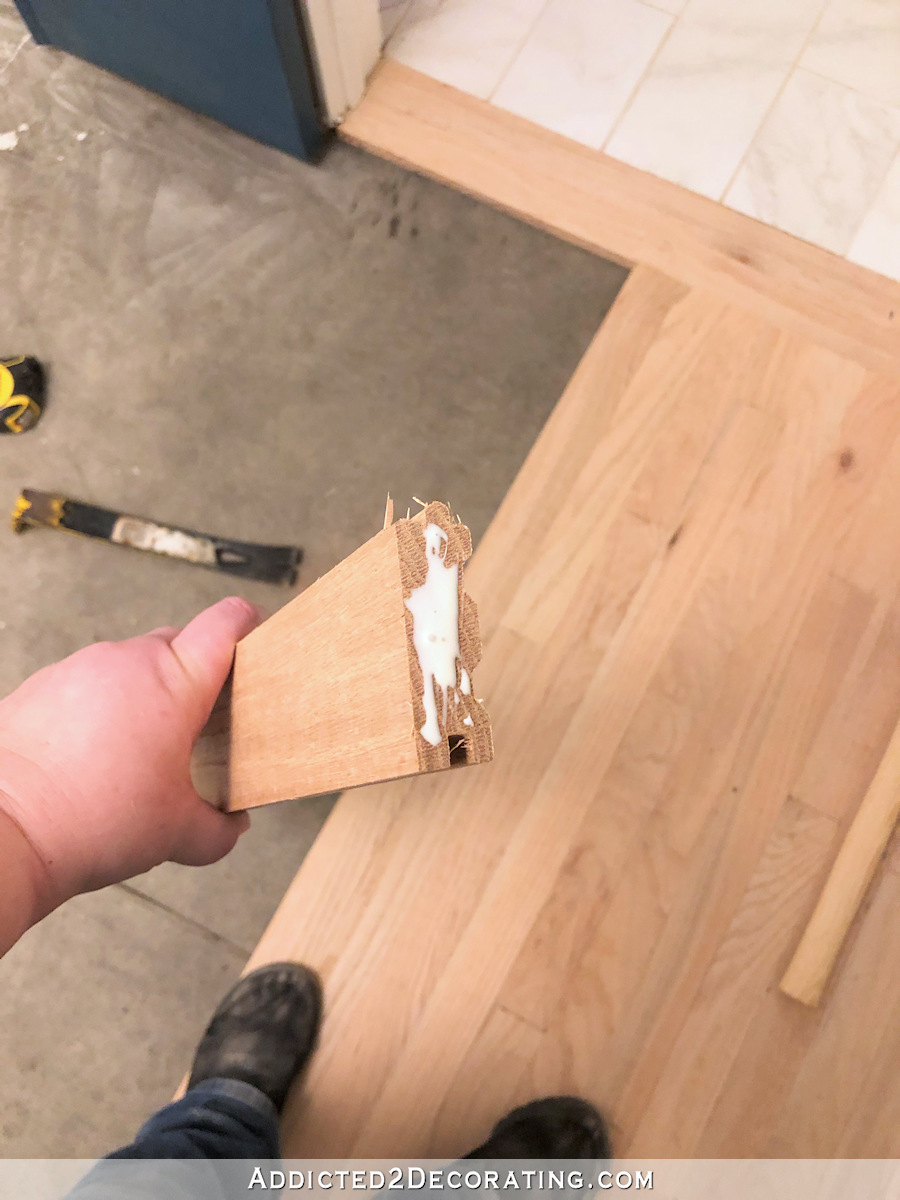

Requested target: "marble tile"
[
  {"left": 605, "top": 0, "right": 827, "bottom": 199},
  {"left": 848, "top": 153, "right": 900, "bottom": 282},
  {"left": 725, "top": 69, "right": 900, "bottom": 256},
  {"left": 493, "top": 0, "right": 672, "bottom": 149},
  {"left": 639, "top": 0, "right": 688, "bottom": 12},
  {"left": 387, "top": 0, "right": 548, "bottom": 100},
  {"left": 802, "top": 0, "right": 900, "bottom": 109}
]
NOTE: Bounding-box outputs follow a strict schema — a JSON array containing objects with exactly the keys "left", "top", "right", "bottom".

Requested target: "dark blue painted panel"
[{"left": 15, "top": 0, "right": 323, "bottom": 159}]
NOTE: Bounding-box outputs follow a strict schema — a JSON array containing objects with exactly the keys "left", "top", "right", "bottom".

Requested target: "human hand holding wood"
[{"left": 0, "top": 597, "right": 261, "bottom": 954}]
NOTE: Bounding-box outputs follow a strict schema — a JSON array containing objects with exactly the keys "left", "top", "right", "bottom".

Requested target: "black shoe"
[
  {"left": 187, "top": 962, "right": 322, "bottom": 1113},
  {"left": 465, "top": 1097, "right": 612, "bottom": 1159}
]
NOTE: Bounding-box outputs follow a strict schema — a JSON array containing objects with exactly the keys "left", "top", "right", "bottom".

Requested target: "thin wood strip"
[
  {"left": 780, "top": 714, "right": 900, "bottom": 1006},
  {"left": 340, "top": 61, "right": 900, "bottom": 379}
]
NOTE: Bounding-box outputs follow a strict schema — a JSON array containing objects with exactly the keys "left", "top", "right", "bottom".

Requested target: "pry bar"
[{"left": 12, "top": 488, "right": 302, "bottom": 585}]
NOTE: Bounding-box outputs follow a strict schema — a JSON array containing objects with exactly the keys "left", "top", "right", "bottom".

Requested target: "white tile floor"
[{"left": 383, "top": 0, "right": 900, "bottom": 282}]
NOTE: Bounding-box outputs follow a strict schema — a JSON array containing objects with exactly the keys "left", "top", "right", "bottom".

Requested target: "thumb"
[
  {"left": 170, "top": 597, "right": 262, "bottom": 724},
  {"left": 172, "top": 794, "right": 251, "bottom": 867}
]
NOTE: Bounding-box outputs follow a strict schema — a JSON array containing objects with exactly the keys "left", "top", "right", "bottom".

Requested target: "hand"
[{"left": 0, "top": 597, "right": 261, "bottom": 917}]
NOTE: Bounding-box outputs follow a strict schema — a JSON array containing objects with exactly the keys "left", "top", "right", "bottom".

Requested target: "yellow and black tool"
[
  {"left": 0, "top": 356, "right": 45, "bottom": 434},
  {"left": 12, "top": 488, "right": 303, "bottom": 585}
]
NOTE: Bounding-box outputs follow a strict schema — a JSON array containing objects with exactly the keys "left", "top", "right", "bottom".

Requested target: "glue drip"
[{"left": 405, "top": 523, "right": 467, "bottom": 747}]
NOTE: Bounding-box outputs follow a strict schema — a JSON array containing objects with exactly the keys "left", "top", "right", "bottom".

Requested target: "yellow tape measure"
[{"left": 0, "top": 356, "right": 45, "bottom": 434}]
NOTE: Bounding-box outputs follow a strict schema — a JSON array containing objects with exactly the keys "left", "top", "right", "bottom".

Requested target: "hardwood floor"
[{"left": 248, "top": 266, "right": 900, "bottom": 1156}]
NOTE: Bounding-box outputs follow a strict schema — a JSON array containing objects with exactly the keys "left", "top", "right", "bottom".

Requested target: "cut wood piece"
[
  {"left": 780, "top": 710, "right": 900, "bottom": 1006},
  {"left": 192, "top": 500, "right": 492, "bottom": 811}
]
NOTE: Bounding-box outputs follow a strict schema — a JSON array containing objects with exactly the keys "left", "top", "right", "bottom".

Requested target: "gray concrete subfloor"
[{"left": 0, "top": 1, "right": 628, "bottom": 1158}]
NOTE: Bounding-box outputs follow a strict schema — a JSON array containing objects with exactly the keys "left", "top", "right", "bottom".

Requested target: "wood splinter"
[{"left": 192, "top": 500, "right": 493, "bottom": 811}]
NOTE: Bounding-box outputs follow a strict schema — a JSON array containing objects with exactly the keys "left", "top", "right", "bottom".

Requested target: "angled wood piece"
[{"left": 193, "top": 501, "right": 492, "bottom": 811}]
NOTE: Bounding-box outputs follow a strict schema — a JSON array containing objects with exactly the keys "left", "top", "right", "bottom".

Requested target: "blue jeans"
[
  {"left": 67, "top": 1079, "right": 280, "bottom": 1199},
  {"left": 108, "top": 1077, "right": 280, "bottom": 1159}
]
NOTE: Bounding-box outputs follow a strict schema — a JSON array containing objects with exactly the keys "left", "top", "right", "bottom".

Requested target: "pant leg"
[
  {"left": 66, "top": 1079, "right": 280, "bottom": 1200},
  {"left": 108, "top": 1077, "right": 280, "bottom": 1159}
]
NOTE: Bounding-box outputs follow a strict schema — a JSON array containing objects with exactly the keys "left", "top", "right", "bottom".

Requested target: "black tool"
[{"left": 12, "top": 488, "right": 302, "bottom": 585}]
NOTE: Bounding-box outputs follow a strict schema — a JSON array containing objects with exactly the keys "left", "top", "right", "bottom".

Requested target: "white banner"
[{"left": 2, "top": 1159, "right": 899, "bottom": 1200}]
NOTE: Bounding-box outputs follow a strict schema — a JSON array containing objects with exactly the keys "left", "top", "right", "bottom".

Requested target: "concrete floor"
[{"left": 0, "top": 1, "right": 627, "bottom": 1157}]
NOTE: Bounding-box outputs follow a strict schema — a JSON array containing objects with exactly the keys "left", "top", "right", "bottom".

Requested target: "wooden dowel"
[{"left": 780, "top": 714, "right": 900, "bottom": 1006}]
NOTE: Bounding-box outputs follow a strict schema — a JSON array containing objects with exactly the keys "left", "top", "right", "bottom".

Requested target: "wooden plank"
[
  {"left": 766, "top": 868, "right": 900, "bottom": 1157},
  {"left": 834, "top": 976, "right": 900, "bottom": 1157},
  {"left": 240, "top": 266, "right": 900, "bottom": 1157},
  {"left": 192, "top": 501, "right": 491, "bottom": 811},
  {"left": 340, "top": 60, "right": 900, "bottom": 380},
  {"left": 606, "top": 572, "right": 874, "bottom": 1146},
  {"left": 626, "top": 798, "right": 839, "bottom": 1156},
  {"left": 695, "top": 980, "right": 826, "bottom": 1156},
  {"left": 428, "top": 1006, "right": 545, "bottom": 1160},
  {"left": 469, "top": 268, "right": 689, "bottom": 642},
  {"left": 792, "top": 603, "right": 900, "bottom": 825}
]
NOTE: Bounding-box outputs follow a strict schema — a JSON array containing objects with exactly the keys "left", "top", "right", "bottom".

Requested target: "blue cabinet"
[{"left": 15, "top": 0, "right": 324, "bottom": 159}]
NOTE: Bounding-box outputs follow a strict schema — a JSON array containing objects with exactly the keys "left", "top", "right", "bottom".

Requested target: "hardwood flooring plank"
[
  {"left": 628, "top": 798, "right": 838, "bottom": 1156},
  {"left": 470, "top": 268, "right": 689, "bottom": 642},
  {"left": 765, "top": 869, "right": 900, "bottom": 1156},
  {"left": 429, "top": 1006, "right": 546, "bottom": 1159},
  {"left": 504, "top": 293, "right": 764, "bottom": 642},
  {"left": 835, "top": 984, "right": 900, "bottom": 1156},
  {"left": 614, "top": 570, "right": 876, "bottom": 1148},
  {"left": 793, "top": 599, "right": 900, "bottom": 825},
  {"left": 695, "top": 971, "right": 827, "bottom": 1156}
]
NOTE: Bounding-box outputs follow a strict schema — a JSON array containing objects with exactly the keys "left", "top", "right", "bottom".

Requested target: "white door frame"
[{"left": 301, "top": 0, "right": 382, "bottom": 125}]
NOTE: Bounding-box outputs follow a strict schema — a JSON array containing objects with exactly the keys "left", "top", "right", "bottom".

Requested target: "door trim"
[{"left": 301, "top": 0, "right": 381, "bottom": 125}]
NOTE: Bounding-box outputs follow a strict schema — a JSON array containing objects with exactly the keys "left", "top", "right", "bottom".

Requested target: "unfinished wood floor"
[{"left": 248, "top": 265, "right": 900, "bottom": 1157}]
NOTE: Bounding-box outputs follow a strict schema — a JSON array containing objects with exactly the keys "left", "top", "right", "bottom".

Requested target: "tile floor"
[{"left": 383, "top": 0, "right": 900, "bottom": 281}]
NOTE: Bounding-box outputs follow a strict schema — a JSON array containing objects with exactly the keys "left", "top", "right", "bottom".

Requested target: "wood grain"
[
  {"left": 780, "top": 712, "right": 900, "bottom": 1006},
  {"left": 626, "top": 798, "right": 839, "bottom": 1156},
  {"left": 192, "top": 502, "right": 491, "bottom": 811},
  {"left": 767, "top": 868, "right": 900, "bottom": 1156},
  {"left": 341, "top": 61, "right": 900, "bottom": 380},
  {"left": 241, "top": 266, "right": 900, "bottom": 1156}
]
